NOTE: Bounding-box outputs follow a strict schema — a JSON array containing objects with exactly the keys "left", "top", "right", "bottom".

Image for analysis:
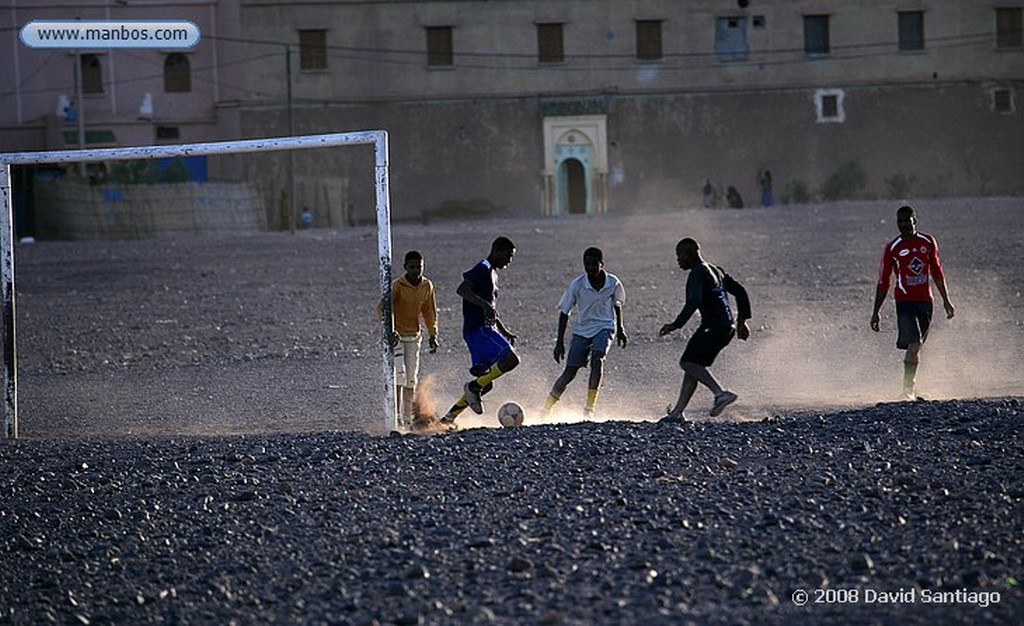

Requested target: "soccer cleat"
[
  {"left": 439, "top": 412, "right": 458, "bottom": 427},
  {"left": 659, "top": 412, "right": 687, "bottom": 424},
  {"left": 464, "top": 382, "right": 484, "bottom": 414},
  {"left": 710, "top": 390, "right": 738, "bottom": 417}
]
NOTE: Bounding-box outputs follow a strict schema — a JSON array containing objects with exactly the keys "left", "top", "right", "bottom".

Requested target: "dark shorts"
[
  {"left": 566, "top": 328, "right": 613, "bottom": 369},
  {"left": 681, "top": 325, "right": 735, "bottom": 367},
  {"left": 464, "top": 325, "right": 513, "bottom": 376},
  {"left": 896, "top": 300, "right": 933, "bottom": 350}
]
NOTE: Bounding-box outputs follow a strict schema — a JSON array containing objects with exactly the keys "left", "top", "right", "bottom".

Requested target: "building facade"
[
  {"left": 238, "top": 0, "right": 1023, "bottom": 223},
  {"left": 0, "top": 0, "right": 246, "bottom": 169},
  {"left": 3, "top": 1, "right": 1022, "bottom": 230}
]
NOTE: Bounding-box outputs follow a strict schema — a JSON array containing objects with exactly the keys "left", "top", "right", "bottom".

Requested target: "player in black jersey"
[{"left": 659, "top": 238, "right": 751, "bottom": 422}]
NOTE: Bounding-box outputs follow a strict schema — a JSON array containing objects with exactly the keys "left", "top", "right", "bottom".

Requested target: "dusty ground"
[
  {"left": 11, "top": 196, "right": 1023, "bottom": 437},
  {"left": 1, "top": 197, "right": 1021, "bottom": 625}
]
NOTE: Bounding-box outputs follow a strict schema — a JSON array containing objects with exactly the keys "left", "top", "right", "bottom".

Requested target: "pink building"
[{"left": 0, "top": 0, "right": 245, "bottom": 173}]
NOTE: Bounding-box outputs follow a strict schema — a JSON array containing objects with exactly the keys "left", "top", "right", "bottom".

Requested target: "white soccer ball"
[{"left": 497, "top": 402, "right": 525, "bottom": 428}]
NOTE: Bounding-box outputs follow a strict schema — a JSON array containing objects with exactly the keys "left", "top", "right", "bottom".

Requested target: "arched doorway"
[
  {"left": 542, "top": 115, "right": 608, "bottom": 216},
  {"left": 561, "top": 158, "right": 587, "bottom": 214}
]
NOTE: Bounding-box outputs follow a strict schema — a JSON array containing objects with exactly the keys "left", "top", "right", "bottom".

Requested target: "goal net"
[{"left": 0, "top": 131, "right": 398, "bottom": 439}]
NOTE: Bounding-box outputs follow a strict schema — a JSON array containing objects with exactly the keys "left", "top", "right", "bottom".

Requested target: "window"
[
  {"left": 715, "top": 17, "right": 748, "bottom": 61},
  {"left": 298, "top": 29, "right": 327, "bottom": 70},
  {"left": 635, "top": 20, "right": 663, "bottom": 61},
  {"left": 898, "top": 11, "right": 924, "bottom": 51},
  {"left": 164, "top": 53, "right": 191, "bottom": 92},
  {"left": 992, "top": 88, "right": 1015, "bottom": 113},
  {"left": 814, "top": 88, "right": 845, "bottom": 123},
  {"left": 156, "top": 126, "right": 180, "bottom": 140},
  {"left": 804, "top": 15, "right": 830, "bottom": 55},
  {"left": 537, "top": 23, "right": 564, "bottom": 64},
  {"left": 81, "top": 53, "right": 103, "bottom": 93},
  {"left": 426, "top": 26, "right": 453, "bottom": 66},
  {"left": 996, "top": 8, "right": 1022, "bottom": 49}
]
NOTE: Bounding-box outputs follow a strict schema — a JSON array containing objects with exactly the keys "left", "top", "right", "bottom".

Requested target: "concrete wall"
[
  {"left": 35, "top": 179, "right": 266, "bottom": 240},
  {"left": 240, "top": 80, "right": 1022, "bottom": 220},
  {"left": 236, "top": 0, "right": 1023, "bottom": 220}
]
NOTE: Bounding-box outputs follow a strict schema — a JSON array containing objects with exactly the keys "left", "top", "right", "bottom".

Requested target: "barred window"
[
  {"left": 426, "top": 26, "right": 453, "bottom": 66},
  {"left": 538, "top": 23, "right": 564, "bottom": 64},
  {"left": 804, "top": 15, "right": 830, "bottom": 55},
  {"left": 298, "top": 29, "right": 327, "bottom": 70},
  {"left": 635, "top": 20, "right": 663, "bottom": 61},
  {"left": 898, "top": 11, "right": 924, "bottom": 51},
  {"left": 996, "top": 8, "right": 1022, "bottom": 49},
  {"left": 164, "top": 53, "right": 191, "bottom": 92}
]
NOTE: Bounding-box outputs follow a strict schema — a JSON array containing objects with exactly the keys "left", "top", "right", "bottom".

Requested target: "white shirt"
[{"left": 557, "top": 271, "right": 626, "bottom": 338}]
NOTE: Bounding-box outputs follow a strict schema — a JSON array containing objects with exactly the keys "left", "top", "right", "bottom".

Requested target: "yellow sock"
[
  {"left": 544, "top": 394, "right": 558, "bottom": 411},
  {"left": 475, "top": 363, "right": 504, "bottom": 388},
  {"left": 447, "top": 396, "right": 469, "bottom": 417},
  {"left": 586, "top": 388, "right": 599, "bottom": 411}
]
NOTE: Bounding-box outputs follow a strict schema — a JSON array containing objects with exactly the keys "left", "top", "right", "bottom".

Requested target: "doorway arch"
[
  {"left": 542, "top": 115, "right": 608, "bottom": 216},
  {"left": 560, "top": 158, "right": 587, "bottom": 214}
]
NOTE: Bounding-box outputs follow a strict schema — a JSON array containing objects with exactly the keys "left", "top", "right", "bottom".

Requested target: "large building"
[
  {"left": 3, "top": 1, "right": 1022, "bottom": 230},
  {"left": 1, "top": 0, "right": 246, "bottom": 154},
  {"left": 238, "top": 0, "right": 1023, "bottom": 223}
]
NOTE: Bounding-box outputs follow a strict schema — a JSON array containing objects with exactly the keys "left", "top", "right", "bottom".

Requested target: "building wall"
[
  {"left": 0, "top": 0, "right": 246, "bottom": 162},
  {"left": 238, "top": 0, "right": 1022, "bottom": 220}
]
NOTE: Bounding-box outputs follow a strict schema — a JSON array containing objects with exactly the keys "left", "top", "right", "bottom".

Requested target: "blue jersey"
[{"left": 462, "top": 259, "right": 496, "bottom": 334}]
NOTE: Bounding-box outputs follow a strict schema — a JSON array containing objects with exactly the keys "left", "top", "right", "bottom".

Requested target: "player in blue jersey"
[{"left": 440, "top": 237, "right": 520, "bottom": 426}]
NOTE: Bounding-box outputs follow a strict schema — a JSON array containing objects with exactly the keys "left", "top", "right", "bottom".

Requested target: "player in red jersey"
[{"left": 870, "top": 205, "right": 956, "bottom": 399}]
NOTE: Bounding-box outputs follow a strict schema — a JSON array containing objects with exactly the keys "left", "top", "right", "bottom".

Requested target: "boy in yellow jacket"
[{"left": 389, "top": 250, "right": 439, "bottom": 424}]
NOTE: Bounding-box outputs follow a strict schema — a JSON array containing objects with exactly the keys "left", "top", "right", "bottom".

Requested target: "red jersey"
[{"left": 876, "top": 231, "right": 946, "bottom": 302}]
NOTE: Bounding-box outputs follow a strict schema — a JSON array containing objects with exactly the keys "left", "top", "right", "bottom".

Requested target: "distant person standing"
[
  {"left": 870, "top": 205, "right": 955, "bottom": 400},
  {"left": 540, "top": 247, "right": 628, "bottom": 419},
  {"left": 440, "top": 237, "right": 520, "bottom": 426},
  {"left": 726, "top": 186, "right": 744, "bottom": 209},
  {"left": 701, "top": 179, "right": 715, "bottom": 208},
  {"left": 758, "top": 169, "right": 774, "bottom": 208},
  {"left": 659, "top": 238, "right": 751, "bottom": 422}
]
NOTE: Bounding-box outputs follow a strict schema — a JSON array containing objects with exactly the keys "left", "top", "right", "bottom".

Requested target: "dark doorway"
[{"left": 565, "top": 158, "right": 586, "bottom": 214}]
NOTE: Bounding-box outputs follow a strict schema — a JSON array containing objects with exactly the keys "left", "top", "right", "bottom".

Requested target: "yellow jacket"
[{"left": 391, "top": 275, "right": 438, "bottom": 337}]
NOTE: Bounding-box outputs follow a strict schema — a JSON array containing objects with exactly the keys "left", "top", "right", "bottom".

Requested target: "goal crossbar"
[{"left": 0, "top": 131, "right": 398, "bottom": 438}]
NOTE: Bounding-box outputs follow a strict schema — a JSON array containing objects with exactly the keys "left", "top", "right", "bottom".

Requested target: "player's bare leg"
[
  {"left": 681, "top": 361, "right": 737, "bottom": 417},
  {"left": 542, "top": 366, "right": 580, "bottom": 417},
  {"left": 903, "top": 341, "right": 922, "bottom": 399},
  {"left": 662, "top": 373, "right": 698, "bottom": 422},
  {"left": 584, "top": 357, "right": 604, "bottom": 418}
]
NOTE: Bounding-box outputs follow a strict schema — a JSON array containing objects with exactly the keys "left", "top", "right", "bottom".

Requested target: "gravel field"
[{"left": 1, "top": 197, "right": 1022, "bottom": 624}]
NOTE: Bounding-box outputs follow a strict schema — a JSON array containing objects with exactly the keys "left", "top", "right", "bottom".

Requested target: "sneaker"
[
  {"left": 659, "top": 412, "right": 687, "bottom": 424},
  {"left": 710, "top": 390, "right": 738, "bottom": 417},
  {"left": 464, "top": 382, "right": 484, "bottom": 414},
  {"left": 398, "top": 414, "right": 413, "bottom": 428},
  {"left": 439, "top": 412, "right": 458, "bottom": 429}
]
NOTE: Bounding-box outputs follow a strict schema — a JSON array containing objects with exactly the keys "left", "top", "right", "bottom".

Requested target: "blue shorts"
[
  {"left": 896, "top": 301, "right": 932, "bottom": 350},
  {"left": 566, "top": 328, "right": 613, "bottom": 369},
  {"left": 464, "top": 326, "right": 513, "bottom": 376}
]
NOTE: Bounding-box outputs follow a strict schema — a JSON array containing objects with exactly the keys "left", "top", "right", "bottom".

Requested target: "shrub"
[
  {"left": 820, "top": 159, "right": 867, "bottom": 201},
  {"left": 781, "top": 179, "right": 811, "bottom": 205}
]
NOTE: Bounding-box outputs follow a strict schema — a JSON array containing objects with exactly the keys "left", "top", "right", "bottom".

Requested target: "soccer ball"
[{"left": 497, "top": 402, "right": 525, "bottom": 428}]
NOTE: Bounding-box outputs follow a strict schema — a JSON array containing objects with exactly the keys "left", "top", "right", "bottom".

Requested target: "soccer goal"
[{"left": 0, "top": 131, "right": 399, "bottom": 439}]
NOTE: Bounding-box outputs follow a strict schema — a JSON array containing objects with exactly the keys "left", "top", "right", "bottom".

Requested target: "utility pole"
[
  {"left": 74, "top": 50, "right": 86, "bottom": 177},
  {"left": 285, "top": 44, "right": 295, "bottom": 233}
]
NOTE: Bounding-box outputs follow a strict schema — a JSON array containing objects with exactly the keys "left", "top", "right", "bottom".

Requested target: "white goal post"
[{"left": 0, "top": 131, "right": 399, "bottom": 439}]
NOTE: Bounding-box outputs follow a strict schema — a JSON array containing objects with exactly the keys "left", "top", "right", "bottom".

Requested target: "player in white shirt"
[{"left": 540, "top": 247, "right": 628, "bottom": 419}]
